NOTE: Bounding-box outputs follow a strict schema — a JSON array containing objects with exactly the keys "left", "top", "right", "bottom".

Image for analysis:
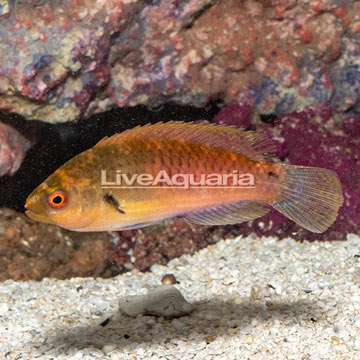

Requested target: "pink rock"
[
  {"left": 213, "top": 103, "right": 253, "bottom": 128},
  {"left": 0, "top": 122, "right": 31, "bottom": 176},
  {"left": 343, "top": 115, "right": 360, "bottom": 137}
]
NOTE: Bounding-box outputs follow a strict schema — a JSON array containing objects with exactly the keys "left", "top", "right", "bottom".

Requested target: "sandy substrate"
[{"left": 1, "top": 234, "right": 360, "bottom": 360}]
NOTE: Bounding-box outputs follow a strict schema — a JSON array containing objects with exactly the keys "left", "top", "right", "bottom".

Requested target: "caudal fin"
[{"left": 273, "top": 165, "right": 343, "bottom": 233}]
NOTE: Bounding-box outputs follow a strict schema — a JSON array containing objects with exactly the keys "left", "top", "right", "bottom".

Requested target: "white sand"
[{"left": 1, "top": 234, "right": 360, "bottom": 360}]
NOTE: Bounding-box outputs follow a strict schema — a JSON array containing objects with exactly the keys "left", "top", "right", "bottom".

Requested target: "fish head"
[{"left": 25, "top": 170, "right": 100, "bottom": 231}]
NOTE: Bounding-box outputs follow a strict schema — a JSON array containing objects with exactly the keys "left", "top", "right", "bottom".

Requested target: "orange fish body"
[{"left": 25, "top": 122, "right": 343, "bottom": 233}]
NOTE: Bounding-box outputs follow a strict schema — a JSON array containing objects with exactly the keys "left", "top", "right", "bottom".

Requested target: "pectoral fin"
[{"left": 104, "top": 191, "right": 126, "bottom": 214}]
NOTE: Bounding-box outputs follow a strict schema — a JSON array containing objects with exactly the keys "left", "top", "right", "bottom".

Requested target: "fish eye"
[{"left": 47, "top": 190, "right": 68, "bottom": 209}]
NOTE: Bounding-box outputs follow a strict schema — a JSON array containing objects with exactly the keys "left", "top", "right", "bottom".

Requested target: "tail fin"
[{"left": 273, "top": 165, "right": 343, "bottom": 233}]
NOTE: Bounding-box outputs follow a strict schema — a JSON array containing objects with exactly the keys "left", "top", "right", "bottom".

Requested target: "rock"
[
  {"left": 343, "top": 114, "right": 360, "bottom": 137},
  {"left": 118, "top": 285, "right": 195, "bottom": 318},
  {"left": 213, "top": 102, "right": 253, "bottom": 129},
  {"left": 0, "top": 121, "right": 31, "bottom": 176},
  {"left": 0, "top": 0, "right": 359, "bottom": 123},
  {"left": 161, "top": 273, "right": 178, "bottom": 285},
  {"left": 0, "top": 208, "right": 109, "bottom": 281},
  {"left": 106, "top": 218, "right": 233, "bottom": 274},
  {"left": 0, "top": 0, "right": 9, "bottom": 16}
]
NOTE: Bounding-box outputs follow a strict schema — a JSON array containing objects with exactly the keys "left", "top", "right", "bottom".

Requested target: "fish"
[{"left": 25, "top": 122, "right": 344, "bottom": 233}]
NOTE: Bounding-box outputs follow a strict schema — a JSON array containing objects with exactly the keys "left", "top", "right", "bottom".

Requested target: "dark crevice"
[
  {"left": 182, "top": 1, "right": 214, "bottom": 30},
  {"left": 260, "top": 113, "right": 277, "bottom": 124}
]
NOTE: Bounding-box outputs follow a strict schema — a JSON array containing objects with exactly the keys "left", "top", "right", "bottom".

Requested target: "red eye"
[{"left": 47, "top": 190, "right": 68, "bottom": 209}]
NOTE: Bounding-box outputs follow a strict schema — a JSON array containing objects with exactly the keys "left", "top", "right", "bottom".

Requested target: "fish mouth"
[
  {"left": 25, "top": 209, "right": 44, "bottom": 222},
  {"left": 24, "top": 203, "right": 49, "bottom": 223}
]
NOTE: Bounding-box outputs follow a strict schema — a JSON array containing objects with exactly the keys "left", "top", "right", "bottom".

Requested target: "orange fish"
[{"left": 25, "top": 122, "right": 343, "bottom": 233}]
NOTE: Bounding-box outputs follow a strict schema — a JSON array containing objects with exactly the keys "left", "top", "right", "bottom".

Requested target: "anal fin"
[
  {"left": 182, "top": 200, "right": 270, "bottom": 226},
  {"left": 115, "top": 221, "right": 159, "bottom": 230}
]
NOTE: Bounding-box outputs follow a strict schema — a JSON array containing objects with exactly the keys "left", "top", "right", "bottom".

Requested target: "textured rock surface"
[
  {"left": 0, "top": 120, "right": 31, "bottom": 176},
  {"left": 106, "top": 218, "right": 236, "bottom": 274},
  {"left": 0, "top": 208, "right": 110, "bottom": 281},
  {"left": 0, "top": 0, "right": 359, "bottom": 123}
]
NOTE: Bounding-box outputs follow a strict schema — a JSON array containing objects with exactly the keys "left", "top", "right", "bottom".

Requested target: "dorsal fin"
[
  {"left": 96, "top": 122, "right": 276, "bottom": 162},
  {"left": 94, "top": 135, "right": 108, "bottom": 147}
]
